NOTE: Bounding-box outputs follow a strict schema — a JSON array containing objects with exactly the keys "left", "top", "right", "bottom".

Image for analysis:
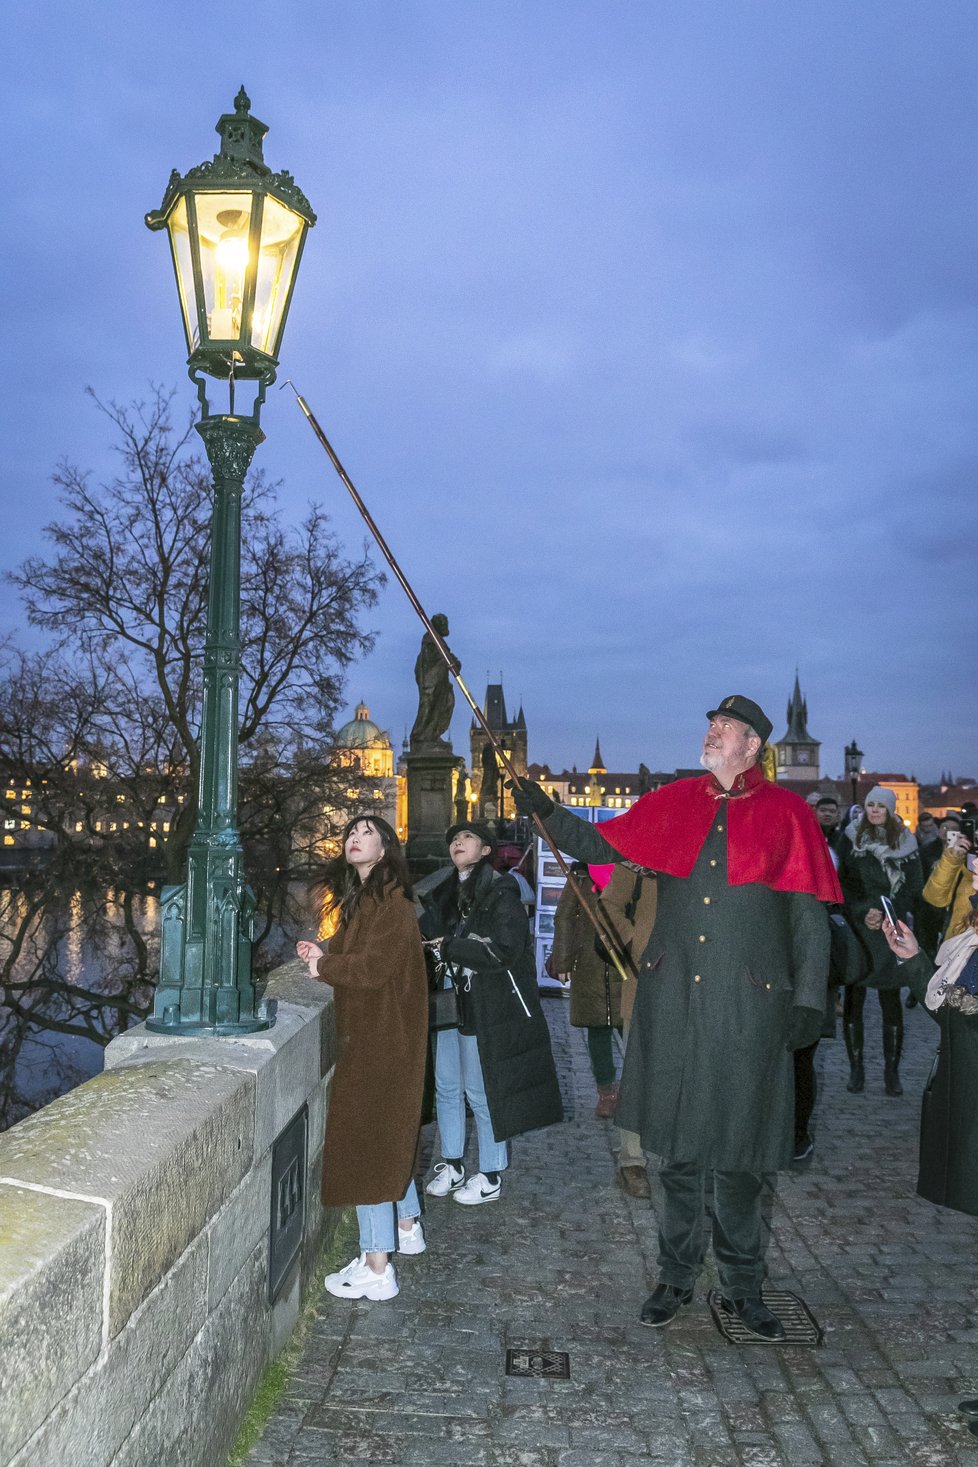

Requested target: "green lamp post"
[{"left": 144, "top": 88, "right": 315, "bottom": 1034}]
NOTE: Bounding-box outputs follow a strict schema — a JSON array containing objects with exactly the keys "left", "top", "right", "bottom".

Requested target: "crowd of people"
[{"left": 295, "top": 697, "right": 977, "bottom": 1365}]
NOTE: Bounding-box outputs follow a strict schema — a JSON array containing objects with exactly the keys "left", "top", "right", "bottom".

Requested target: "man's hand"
[
  {"left": 786, "top": 1006, "right": 823, "bottom": 1051},
  {"left": 296, "top": 939, "right": 324, "bottom": 979},
  {"left": 507, "top": 778, "right": 554, "bottom": 819},
  {"left": 864, "top": 908, "right": 884, "bottom": 930}
]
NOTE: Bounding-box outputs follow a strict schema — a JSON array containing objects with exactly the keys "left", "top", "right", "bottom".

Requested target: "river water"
[{"left": 0, "top": 884, "right": 305, "bottom": 1131}]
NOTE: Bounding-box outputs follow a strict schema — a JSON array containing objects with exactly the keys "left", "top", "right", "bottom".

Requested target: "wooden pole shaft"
[{"left": 284, "top": 383, "right": 635, "bottom": 982}]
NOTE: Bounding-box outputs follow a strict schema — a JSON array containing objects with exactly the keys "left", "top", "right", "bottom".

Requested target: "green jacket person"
[{"left": 512, "top": 695, "right": 840, "bottom": 1340}]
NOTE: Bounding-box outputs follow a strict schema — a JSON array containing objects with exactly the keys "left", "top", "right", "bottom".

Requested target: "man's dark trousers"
[{"left": 656, "top": 1163, "right": 774, "bottom": 1295}]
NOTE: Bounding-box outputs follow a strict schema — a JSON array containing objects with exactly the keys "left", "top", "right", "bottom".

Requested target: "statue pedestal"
[{"left": 405, "top": 747, "right": 457, "bottom": 874}]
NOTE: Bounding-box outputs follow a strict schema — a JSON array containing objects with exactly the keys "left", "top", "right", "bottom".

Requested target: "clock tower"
[{"left": 775, "top": 672, "right": 820, "bottom": 782}]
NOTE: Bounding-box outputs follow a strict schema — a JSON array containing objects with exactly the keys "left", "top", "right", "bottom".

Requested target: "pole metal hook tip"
[{"left": 279, "top": 379, "right": 299, "bottom": 395}]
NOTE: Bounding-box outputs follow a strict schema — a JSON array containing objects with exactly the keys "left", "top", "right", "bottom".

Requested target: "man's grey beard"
[{"left": 700, "top": 750, "right": 721, "bottom": 772}]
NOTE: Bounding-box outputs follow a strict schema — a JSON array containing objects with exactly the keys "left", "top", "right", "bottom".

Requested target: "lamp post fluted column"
[{"left": 149, "top": 414, "right": 267, "bottom": 1033}]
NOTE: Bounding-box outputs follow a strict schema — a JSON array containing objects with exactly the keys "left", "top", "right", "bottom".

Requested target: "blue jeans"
[
  {"left": 357, "top": 1179, "right": 421, "bottom": 1254},
  {"left": 433, "top": 1025, "right": 509, "bottom": 1174}
]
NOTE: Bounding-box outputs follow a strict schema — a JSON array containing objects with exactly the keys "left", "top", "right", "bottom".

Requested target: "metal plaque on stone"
[
  {"left": 505, "top": 1349, "right": 571, "bottom": 1379},
  {"left": 269, "top": 1104, "right": 308, "bottom": 1303}
]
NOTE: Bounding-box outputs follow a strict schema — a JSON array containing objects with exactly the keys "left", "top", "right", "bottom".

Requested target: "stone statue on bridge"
[{"left": 409, "top": 613, "right": 458, "bottom": 750}]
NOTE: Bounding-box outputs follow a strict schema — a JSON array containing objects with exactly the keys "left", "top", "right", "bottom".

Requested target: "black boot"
[
  {"left": 883, "top": 1024, "right": 903, "bottom": 1096},
  {"left": 844, "top": 1020, "right": 865, "bottom": 1093}
]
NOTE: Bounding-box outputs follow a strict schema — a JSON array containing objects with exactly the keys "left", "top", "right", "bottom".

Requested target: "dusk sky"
[{"left": 4, "top": 2, "right": 977, "bottom": 783}]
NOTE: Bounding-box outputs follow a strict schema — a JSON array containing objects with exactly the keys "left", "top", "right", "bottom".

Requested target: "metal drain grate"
[
  {"left": 707, "top": 1288, "right": 823, "bottom": 1347},
  {"left": 505, "top": 1349, "right": 571, "bottom": 1379}
]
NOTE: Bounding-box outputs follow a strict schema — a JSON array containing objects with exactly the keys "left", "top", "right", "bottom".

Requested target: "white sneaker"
[
  {"left": 453, "top": 1172, "right": 501, "bottom": 1206},
  {"left": 425, "top": 1162, "right": 465, "bottom": 1197},
  {"left": 334, "top": 1251, "right": 366, "bottom": 1278},
  {"left": 397, "top": 1220, "right": 426, "bottom": 1255},
  {"left": 324, "top": 1255, "right": 399, "bottom": 1300}
]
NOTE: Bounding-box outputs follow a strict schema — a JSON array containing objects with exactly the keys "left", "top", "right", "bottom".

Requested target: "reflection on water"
[
  {"left": 0, "top": 886, "right": 161, "bottom": 1131},
  {"left": 65, "top": 890, "right": 83, "bottom": 984},
  {"left": 0, "top": 882, "right": 310, "bottom": 1131}
]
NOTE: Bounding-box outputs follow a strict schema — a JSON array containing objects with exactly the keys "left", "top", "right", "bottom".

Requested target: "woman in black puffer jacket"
[
  {"left": 839, "top": 786, "right": 922, "bottom": 1097},
  {"left": 419, "top": 820, "right": 563, "bottom": 1206}
]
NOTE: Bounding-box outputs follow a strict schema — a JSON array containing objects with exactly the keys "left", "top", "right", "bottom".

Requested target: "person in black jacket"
[
  {"left": 880, "top": 874, "right": 978, "bottom": 1439},
  {"left": 814, "top": 795, "right": 847, "bottom": 854},
  {"left": 420, "top": 820, "right": 562, "bottom": 1205},
  {"left": 838, "top": 787, "right": 922, "bottom": 1096}
]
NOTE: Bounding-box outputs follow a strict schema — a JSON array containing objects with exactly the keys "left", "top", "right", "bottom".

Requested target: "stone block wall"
[{"left": 0, "top": 962, "right": 337, "bottom": 1467}]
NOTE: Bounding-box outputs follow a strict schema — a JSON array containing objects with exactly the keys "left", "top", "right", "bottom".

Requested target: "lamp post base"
[
  {"left": 150, "top": 864, "right": 271, "bottom": 1036},
  {"left": 145, "top": 1012, "right": 274, "bottom": 1037}
]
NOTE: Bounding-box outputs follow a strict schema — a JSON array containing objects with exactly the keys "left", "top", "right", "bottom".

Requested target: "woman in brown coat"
[{"left": 297, "top": 816, "right": 427, "bottom": 1302}]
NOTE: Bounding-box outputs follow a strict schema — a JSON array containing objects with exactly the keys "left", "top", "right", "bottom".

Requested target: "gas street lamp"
[
  {"left": 844, "top": 739, "right": 864, "bottom": 810},
  {"left": 144, "top": 89, "right": 315, "bottom": 1035}
]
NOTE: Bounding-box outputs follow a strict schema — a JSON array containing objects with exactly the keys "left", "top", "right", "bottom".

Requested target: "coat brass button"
[
  {"left": 710, "top": 859, "right": 718, "bottom": 867},
  {"left": 703, "top": 897, "right": 711, "bottom": 905},
  {"left": 694, "top": 975, "right": 702, "bottom": 983},
  {"left": 765, "top": 983, "right": 771, "bottom": 990},
  {"left": 717, "top": 824, "right": 724, "bottom": 832},
  {"left": 698, "top": 935, "right": 706, "bottom": 942}
]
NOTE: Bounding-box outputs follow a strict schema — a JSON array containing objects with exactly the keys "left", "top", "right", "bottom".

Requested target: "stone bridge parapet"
[{"left": 0, "top": 961, "right": 337, "bottom": 1467}]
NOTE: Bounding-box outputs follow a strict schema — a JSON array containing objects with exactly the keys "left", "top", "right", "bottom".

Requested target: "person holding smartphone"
[
  {"left": 879, "top": 860, "right": 978, "bottom": 1438},
  {"left": 921, "top": 820, "right": 974, "bottom": 951},
  {"left": 838, "top": 787, "right": 923, "bottom": 1096}
]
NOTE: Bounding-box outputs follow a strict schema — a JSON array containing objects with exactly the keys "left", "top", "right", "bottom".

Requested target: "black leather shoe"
[
  {"left": 720, "top": 1294, "right": 786, "bottom": 1341},
  {"left": 959, "top": 1399, "right": 978, "bottom": 1416},
  {"left": 640, "top": 1282, "right": 694, "bottom": 1328}
]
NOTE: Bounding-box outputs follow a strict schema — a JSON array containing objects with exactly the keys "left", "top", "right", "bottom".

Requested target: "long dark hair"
[
  {"left": 855, "top": 808, "right": 904, "bottom": 850},
  {"left": 315, "top": 815, "right": 413, "bottom": 927}
]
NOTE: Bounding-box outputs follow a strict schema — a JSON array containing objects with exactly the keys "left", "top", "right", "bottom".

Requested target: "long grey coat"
[{"left": 545, "top": 802, "right": 829, "bottom": 1172}]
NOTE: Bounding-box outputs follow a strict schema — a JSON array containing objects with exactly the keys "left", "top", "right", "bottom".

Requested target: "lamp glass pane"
[
  {"left": 192, "top": 191, "right": 254, "bottom": 343},
  {"left": 166, "top": 196, "right": 198, "bottom": 352},
  {"left": 251, "top": 195, "right": 305, "bottom": 356}
]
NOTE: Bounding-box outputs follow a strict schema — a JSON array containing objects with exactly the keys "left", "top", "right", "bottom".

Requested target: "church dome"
[{"left": 335, "top": 702, "right": 392, "bottom": 751}]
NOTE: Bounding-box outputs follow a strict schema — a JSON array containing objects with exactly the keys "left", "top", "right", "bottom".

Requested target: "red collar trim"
[{"left": 707, "top": 763, "right": 766, "bottom": 801}]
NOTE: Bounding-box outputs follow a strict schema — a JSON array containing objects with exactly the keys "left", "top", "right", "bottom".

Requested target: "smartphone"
[{"left": 879, "top": 895, "right": 902, "bottom": 939}]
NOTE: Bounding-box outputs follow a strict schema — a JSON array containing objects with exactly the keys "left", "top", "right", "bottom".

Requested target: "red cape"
[{"left": 596, "top": 764, "right": 842, "bottom": 903}]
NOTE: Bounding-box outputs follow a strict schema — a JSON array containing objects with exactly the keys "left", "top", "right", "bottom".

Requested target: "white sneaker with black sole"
[
  {"left": 453, "top": 1172, "right": 501, "bottom": 1205},
  {"left": 425, "top": 1162, "right": 465, "bottom": 1197},
  {"left": 397, "top": 1220, "right": 426, "bottom": 1255},
  {"left": 324, "top": 1254, "right": 398, "bottom": 1300}
]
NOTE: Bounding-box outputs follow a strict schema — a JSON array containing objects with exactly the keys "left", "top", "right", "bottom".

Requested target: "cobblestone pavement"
[{"left": 242, "top": 994, "right": 978, "bottom": 1466}]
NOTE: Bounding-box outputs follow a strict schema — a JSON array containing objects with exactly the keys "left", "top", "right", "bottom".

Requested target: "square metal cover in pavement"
[
  {"left": 707, "top": 1288, "right": 824, "bottom": 1347},
  {"left": 505, "top": 1349, "right": 571, "bottom": 1379}
]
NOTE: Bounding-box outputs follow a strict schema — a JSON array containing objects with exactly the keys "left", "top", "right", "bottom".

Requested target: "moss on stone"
[{"left": 224, "top": 1209, "right": 357, "bottom": 1467}]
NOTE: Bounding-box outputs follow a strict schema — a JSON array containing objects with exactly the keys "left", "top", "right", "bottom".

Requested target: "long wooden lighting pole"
[{"left": 283, "top": 382, "right": 634, "bottom": 984}]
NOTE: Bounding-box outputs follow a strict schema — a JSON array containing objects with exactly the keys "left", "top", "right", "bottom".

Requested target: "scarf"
[
  {"left": 925, "top": 924, "right": 978, "bottom": 1011},
  {"left": 845, "top": 821, "right": 918, "bottom": 898}
]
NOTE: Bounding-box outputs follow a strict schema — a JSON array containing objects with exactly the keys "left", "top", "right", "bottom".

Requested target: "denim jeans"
[
  {"left": 357, "top": 1179, "right": 421, "bottom": 1254},
  {"left": 433, "top": 1025, "right": 509, "bottom": 1174},
  {"left": 656, "top": 1163, "right": 775, "bottom": 1296}
]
